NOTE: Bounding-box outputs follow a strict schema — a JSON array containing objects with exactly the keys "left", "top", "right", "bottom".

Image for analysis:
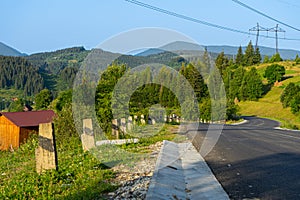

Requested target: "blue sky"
[{"left": 1, "top": 0, "right": 300, "bottom": 54}]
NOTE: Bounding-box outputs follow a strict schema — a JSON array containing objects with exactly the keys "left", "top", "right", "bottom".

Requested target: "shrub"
[
  {"left": 270, "top": 53, "right": 283, "bottom": 63},
  {"left": 264, "top": 64, "right": 285, "bottom": 84}
]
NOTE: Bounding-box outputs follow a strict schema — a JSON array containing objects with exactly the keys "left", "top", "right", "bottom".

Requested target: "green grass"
[
  {"left": 0, "top": 123, "right": 179, "bottom": 199},
  {"left": 119, "top": 124, "right": 181, "bottom": 153},
  {"left": 0, "top": 135, "right": 117, "bottom": 199},
  {"left": 91, "top": 123, "right": 184, "bottom": 170},
  {"left": 286, "top": 70, "right": 297, "bottom": 75},
  {"left": 238, "top": 62, "right": 300, "bottom": 129}
]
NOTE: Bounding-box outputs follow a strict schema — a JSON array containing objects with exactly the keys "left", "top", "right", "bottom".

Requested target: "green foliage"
[
  {"left": 53, "top": 89, "right": 73, "bottom": 112},
  {"left": 264, "top": 64, "right": 285, "bottom": 84},
  {"left": 295, "top": 54, "right": 300, "bottom": 64},
  {"left": 263, "top": 55, "right": 270, "bottom": 63},
  {"left": 240, "top": 67, "right": 263, "bottom": 101},
  {"left": 0, "top": 56, "right": 44, "bottom": 96},
  {"left": 119, "top": 125, "right": 176, "bottom": 152},
  {"left": 280, "top": 83, "right": 300, "bottom": 115},
  {"left": 180, "top": 63, "right": 208, "bottom": 102},
  {"left": 34, "top": 89, "right": 53, "bottom": 110},
  {"left": 280, "top": 83, "right": 300, "bottom": 108},
  {"left": 95, "top": 64, "right": 127, "bottom": 136},
  {"left": 229, "top": 66, "right": 246, "bottom": 100},
  {"left": 26, "top": 47, "right": 88, "bottom": 75},
  {"left": 270, "top": 53, "right": 283, "bottom": 63},
  {"left": 54, "top": 103, "right": 79, "bottom": 147},
  {"left": 199, "top": 98, "right": 211, "bottom": 122},
  {"left": 95, "top": 62, "right": 213, "bottom": 136},
  {"left": 8, "top": 98, "right": 25, "bottom": 112},
  {"left": 226, "top": 99, "right": 240, "bottom": 120},
  {"left": 235, "top": 46, "right": 244, "bottom": 66},
  {"left": 290, "top": 93, "right": 300, "bottom": 114},
  {"left": 0, "top": 133, "right": 116, "bottom": 199},
  {"left": 253, "top": 47, "right": 262, "bottom": 64},
  {"left": 243, "top": 41, "right": 255, "bottom": 66},
  {"left": 242, "top": 41, "right": 261, "bottom": 66},
  {"left": 56, "top": 67, "right": 78, "bottom": 91},
  {"left": 215, "top": 51, "right": 229, "bottom": 75}
]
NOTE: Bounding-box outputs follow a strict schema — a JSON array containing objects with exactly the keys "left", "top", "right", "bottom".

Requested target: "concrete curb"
[
  {"left": 146, "top": 140, "right": 229, "bottom": 200},
  {"left": 230, "top": 119, "right": 248, "bottom": 125},
  {"left": 274, "top": 127, "right": 300, "bottom": 132}
]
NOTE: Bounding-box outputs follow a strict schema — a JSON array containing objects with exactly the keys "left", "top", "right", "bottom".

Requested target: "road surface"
[{"left": 191, "top": 116, "right": 300, "bottom": 199}]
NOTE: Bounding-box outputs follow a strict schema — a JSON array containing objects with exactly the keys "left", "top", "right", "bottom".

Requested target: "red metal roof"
[{"left": 0, "top": 110, "right": 55, "bottom": 127}]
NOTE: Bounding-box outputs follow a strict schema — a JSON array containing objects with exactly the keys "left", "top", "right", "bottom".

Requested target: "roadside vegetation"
[
  {"left": 0, "top": 138, "right": 117, "bottom": 199},
  {"left": 1, "top": 40, "right": 300, "bottom": 199},
  {"left": 238, "top": 61, "right": 300, "bottom": 129}
]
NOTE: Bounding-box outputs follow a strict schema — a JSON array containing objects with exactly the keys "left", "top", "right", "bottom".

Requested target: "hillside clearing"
[{"left": 238, "top": 62, "right": 300, "bottom": 129}]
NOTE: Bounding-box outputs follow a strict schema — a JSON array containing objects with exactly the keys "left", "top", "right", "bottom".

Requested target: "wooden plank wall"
[{"left": 0, "top": 116, "right": 20, "bottom": 150}]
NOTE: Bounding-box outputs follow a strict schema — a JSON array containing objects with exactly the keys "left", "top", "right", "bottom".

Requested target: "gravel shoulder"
[{"left": 103, "top": 141, "right": 163, "bottom": 200}]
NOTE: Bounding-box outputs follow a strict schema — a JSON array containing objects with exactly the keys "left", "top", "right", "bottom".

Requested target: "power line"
[
  {"left": 268, "top": 24, "right": 286, "bottom": 53},
  {"left": 125, "top": 0, "right": 251, "bottom": 35},
  {"left": 249, "top": 23, "right": 286, "bottom": 53},
  {"left": 249, "top": 23, "right": 269, "bottom": 49},
  {"left": 125, "top": 0, "right": 300, "bottom": 42},
  {"left": 232, "top": 0, "right": 300, "bottom": 32}
]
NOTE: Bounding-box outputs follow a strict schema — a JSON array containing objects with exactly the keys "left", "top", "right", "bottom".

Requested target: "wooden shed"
[{"left": 0, "top": 110, "right": 55, "bottom": 150}]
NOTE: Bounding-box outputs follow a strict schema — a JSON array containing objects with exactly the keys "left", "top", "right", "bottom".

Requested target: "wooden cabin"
[{"left": 0, "top": 110, "right": 55, "bottom": 150}]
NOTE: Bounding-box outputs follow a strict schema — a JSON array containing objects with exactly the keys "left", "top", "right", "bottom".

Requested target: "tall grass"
[{"left": 0, "top": 134, "right": 116, "bottom": 199}]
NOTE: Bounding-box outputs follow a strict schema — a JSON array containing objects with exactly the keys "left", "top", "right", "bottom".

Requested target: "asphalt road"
[{"left": 191, "top": 116, "right": 300, "bottom": 200}]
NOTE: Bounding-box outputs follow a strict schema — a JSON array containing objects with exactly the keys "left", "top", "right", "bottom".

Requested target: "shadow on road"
[{"left": 206, "top": 152, "right": 300, "bottom": 199}]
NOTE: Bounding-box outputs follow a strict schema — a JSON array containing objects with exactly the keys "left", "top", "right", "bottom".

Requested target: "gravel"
[{"left": 104, "top": 141, "right": 163, "bottom": 200}]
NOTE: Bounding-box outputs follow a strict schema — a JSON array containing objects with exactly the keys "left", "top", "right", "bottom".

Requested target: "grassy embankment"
[
  {"left": 238, "top": 61, "right": 300, "bottom": 129},
  {"left": 0, "top": 123, "right": 177, "bottom": 199}
]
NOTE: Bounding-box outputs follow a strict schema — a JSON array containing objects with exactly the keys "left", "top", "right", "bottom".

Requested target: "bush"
[
  {"left": 264, "top": 64, "right": 285, "bottom": 84},
  {"left": 295, "top": 54, "right": 300, "bottom": 64},
  {"left": 270, "top": 53, "right": 283, "bottom": 63}
]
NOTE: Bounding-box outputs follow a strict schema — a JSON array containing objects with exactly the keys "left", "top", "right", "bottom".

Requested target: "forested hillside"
[
  {"left": 0, "top": 56, "right": 44, "bottom": 95},
  {"left": 2, "top": 41, "right": 300, "bottom": 130}
]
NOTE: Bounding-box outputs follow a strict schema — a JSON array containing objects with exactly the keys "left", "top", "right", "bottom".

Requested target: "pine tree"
[
  {"left": 240, "top": 67, "right": 263, "bottom": 100},
  {"left": 263, "top": 55, "right": 270, "bottom": 63},
  {"left": 215, "top": 51, "right": 229, "bottom": 76},
  {"left": 180, "top": 63, "right": 208, "bottom": 103},
  {"left": 235, "top": 46, "right": 244, "bottom": 66},
  {"left": 229, "top": 66, "right": 245, "bottom": 100},
  {"left": 243, "top": 41, "right": 255, "bottom": 66},
  {"left": 270, "top": 53, "right": 283, "bottom": 63},
  {"left": 253, "top": 47, "right": 262, "bottom": 64}
]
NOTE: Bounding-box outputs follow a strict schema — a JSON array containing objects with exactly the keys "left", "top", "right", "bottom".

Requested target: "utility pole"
[
  {"left": 267, "top": 24, "right": 285, "bottom": 54},
  {"left": 249, "top": 23, "right": 268, "bottom": 49}
]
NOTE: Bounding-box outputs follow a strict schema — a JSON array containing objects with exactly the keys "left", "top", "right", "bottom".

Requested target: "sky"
[{"left": 1, "top": 0, "right": 300, "bottom": 54}]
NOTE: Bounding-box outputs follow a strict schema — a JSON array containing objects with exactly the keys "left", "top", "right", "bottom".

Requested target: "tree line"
[{"left": 0, "top": 56, "right": 44, "bottom": 96}]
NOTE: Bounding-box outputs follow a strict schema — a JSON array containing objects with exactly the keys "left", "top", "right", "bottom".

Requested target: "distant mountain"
[
  {"left": 136, "top": 41, "right": 205, "bottom": 56},
  {"left": 137, "top": 41, "right": 300, "bottom": 60},
  {"left": 206, "top": 45, "right": 300, "bottom": 60},
  {"left": 0, "top": 42, "right": 26, "bottom": 56}
]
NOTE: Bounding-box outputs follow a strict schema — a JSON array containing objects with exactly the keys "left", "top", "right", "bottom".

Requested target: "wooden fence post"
[
  {"left": 120, "top": 118, "right": 126, "bottom": 133},
  {"left": 127, "top": 116, "right": 133, "bottom": 131},
  {"left": 81, "top": 119, "right": 95, "bottom": 151},
  {"left": 112, "top": 119, "right": 119, "bottom": 139},
  {"left": 35, "top": 123, "right": 58, "bottom": 174},
  {"left": 141, "top": 115, "right": 146, "bottom": 125}
]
